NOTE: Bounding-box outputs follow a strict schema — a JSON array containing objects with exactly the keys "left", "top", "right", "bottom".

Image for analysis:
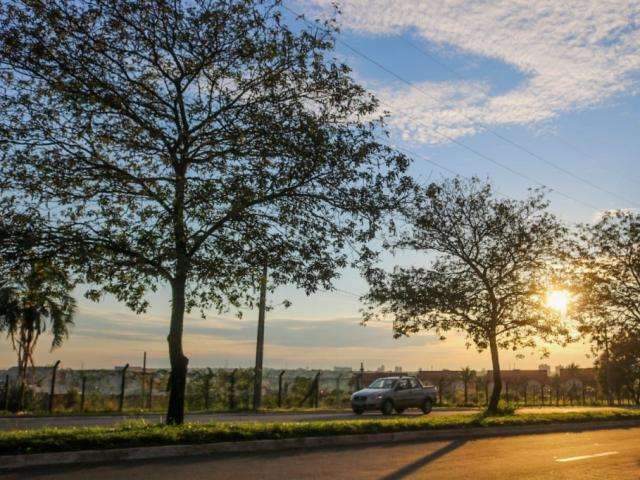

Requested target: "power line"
[
  {"left": 283, "top": 5, "right": 601, "bottom": 211},
  {"left": 552, "top": 135, "right": 640, "bottom": 186},
  {"left": 402, "top": 36, "right": 640, "bottom": 208},
  {"left": 336, "top": 40, "right": 601, "bottom": 210},
  {"left": 379, "top": 136, "right": 513, "bottom": 200}
]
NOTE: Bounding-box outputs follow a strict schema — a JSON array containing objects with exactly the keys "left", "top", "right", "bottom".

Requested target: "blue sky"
[{"left": 3, "top": 0, "right": 639, "bottom": 372}]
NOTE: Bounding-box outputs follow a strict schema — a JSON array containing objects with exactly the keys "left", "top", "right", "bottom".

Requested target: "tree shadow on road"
[{"left": 378, "top": 439, "right": 467, "bottom": 480}]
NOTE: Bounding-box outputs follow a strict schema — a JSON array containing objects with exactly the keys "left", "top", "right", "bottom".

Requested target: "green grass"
[
  {"left": 0, "top": 407, "right": 353, "bottom": 418},
  {"left": 1, "top": 409, "right": 639, "bottom": 456}
]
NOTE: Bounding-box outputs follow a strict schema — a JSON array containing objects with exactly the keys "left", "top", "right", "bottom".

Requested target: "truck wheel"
[
  {"left": 421, "top": 398, "right": 433, "bottom": 414},
  {"left": 381, "top": 399, "right": 394, "bottom": 416},
  {"left": 352, "top": 407, "right": 364, "bottom": 415},
  {"left": 395, "top": 407, "right": 405, "bottom": 414}
]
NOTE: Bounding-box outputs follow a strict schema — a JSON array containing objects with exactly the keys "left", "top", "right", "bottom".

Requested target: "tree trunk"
[
  {"left": 487, "top": 335, "right": 502, "bottom": 413},
  {"left": 166, "top": 275, "right": 189, "bottom": 425},
  {"left": 253, "top": 264, "right": 268, "bottom": 411}
]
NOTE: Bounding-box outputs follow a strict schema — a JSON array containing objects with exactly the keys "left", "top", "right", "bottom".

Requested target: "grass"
[
  {"left": 0, "top": 405, "right": 481, "bottom": 418},
  {"left": 1, "top": 408, "right": 639, "bottom": 456},
  {"left": 0, "top": 407, "right": 352, "bottom": 418}
]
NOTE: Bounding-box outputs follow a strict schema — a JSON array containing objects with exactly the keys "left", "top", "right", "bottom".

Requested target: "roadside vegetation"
[{"left": 2, "top": 409, "right": 640, "bottom": 456}]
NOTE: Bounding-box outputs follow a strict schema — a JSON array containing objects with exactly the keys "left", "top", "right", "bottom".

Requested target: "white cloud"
[{"left": 304, "top": 0, "right": 640, "bottom": 143}]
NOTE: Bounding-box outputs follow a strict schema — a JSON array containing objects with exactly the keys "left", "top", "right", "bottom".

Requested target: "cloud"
[
  {"left": 70, "top": 308, "right": 435, "bottom": 350},
  {"left": 304, "top": 0, "right": 640, "bottom": 143}
]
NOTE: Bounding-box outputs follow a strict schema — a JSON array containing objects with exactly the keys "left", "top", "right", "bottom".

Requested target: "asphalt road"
[
  {"left": 0, "top": 408, "right": 477, "bottom": 430},
  {"left": 3, "top": 426, "right": 639, "bottom": 479}
]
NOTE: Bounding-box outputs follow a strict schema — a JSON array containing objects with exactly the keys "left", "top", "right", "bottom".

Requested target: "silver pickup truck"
[{"left": 350, "top": 376, "right": 438, "bottom": 415}]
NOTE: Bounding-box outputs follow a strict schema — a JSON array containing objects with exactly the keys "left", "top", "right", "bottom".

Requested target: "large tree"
[
  {"left": 363, "top": 177, "right": 569, "bottom": 413},
  {"left": 0, "top": 0, "right": 410, "bottom": 423},
  {"left": 572, "top": 210, "right": 640, "bottom": 344}
]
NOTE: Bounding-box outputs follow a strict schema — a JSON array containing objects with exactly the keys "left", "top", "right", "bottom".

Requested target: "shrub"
[{"left": 485, "top": 401, "right": 518, "bottom": 416}]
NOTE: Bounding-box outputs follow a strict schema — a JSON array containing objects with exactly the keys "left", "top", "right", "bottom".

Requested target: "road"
[
  {"left": 3, "top": 425, "right": 639, "bottom": 479},
  {"left": 0, "top": 408, "right": 477, "bottom": 430}
]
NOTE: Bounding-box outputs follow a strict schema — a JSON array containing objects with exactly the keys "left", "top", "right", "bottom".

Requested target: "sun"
[{"left": 546, "top": 289, "right": 570, "bottom": 314}]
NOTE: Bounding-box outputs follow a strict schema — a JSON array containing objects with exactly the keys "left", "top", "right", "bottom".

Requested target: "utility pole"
[
  {"left": 253, "top": 264, "right": 268, "bottom": 411},
  {"left": 141, "top": 351, "right": 147, "bottom": 409},
  {"left": 48, "top": 360, "right": 60, "bottom": 413},
  {"left": 603, "top": 323, "right": 614, "bottom": 406},
  {"left": 119, "top": 363, "right": 129, "bottom": 412}
]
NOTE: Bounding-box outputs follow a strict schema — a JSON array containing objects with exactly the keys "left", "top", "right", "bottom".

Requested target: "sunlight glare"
[{"left": 546, "top": 289, "right": 570, "bottom": 315}]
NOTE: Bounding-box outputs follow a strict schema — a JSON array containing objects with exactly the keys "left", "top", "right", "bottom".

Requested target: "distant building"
[
  {"left": 376, "top": 364, "right": 386, "bottom": 372},
  {"left": 394, "top": 366, "right": 402, "bottom": 373},
  {"left": 538, "top": 364, "right": 551, "bottom": 375}
]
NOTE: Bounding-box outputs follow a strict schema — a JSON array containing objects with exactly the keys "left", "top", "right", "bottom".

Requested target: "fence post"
[
  {"left": 80, "top": 376, "right": 87, "bottom": 412},
  {"left": 228, "top": 369, "right": 237, "bottom": 411},
  {"left": 278, "top": 370, "right": 285, "bottom": 408},
  {"left": 48, "top": 360, "right": 61, "bottom": 414},
  {"left": 2, "top": 375, "right": 8, "bottom": 411},
  {"left": 141, "top": 352, "right": 147, "bottom": 409},
  {"left": 118, "top": 363, "right": 129, "bottom": 412},
  {"left": 438, "top": 379, "right": 443, "bottom": 405},
  {"left": 358, "top": 362, "right": 364, "bottom": 390},
  {"left": 336, "top": 374, "right": 342, "bottom": 407},
  {"left": 147, "top": 372, "right": 154, "bottom": 409},
  {"left": 313, "top": 372, "right": 321, "bottom": 408},
  {"left": 505, "top": 382, "right": 509, "bottom": 403}
]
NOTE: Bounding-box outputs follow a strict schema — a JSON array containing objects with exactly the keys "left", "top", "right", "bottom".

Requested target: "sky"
[{"left": 2, "top": 0, "right": 640, "bottom": 373}]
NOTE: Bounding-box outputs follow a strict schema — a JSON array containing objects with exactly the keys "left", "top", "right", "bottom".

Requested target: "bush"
[
  {"left": 63, "top": 389, "right": 80, "bottom": 410},
  {"left": 484, "top": 401, "right": 518, "bottom": 416}
]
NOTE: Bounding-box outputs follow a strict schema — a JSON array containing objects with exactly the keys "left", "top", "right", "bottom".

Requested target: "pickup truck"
[{"left": 350, "top": 376, "right": 438, "bottom": 415}]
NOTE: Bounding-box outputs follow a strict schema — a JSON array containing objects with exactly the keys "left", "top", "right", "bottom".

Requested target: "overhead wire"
[{"left": 283, "top": 4, "right": 624, "bottom": 212}]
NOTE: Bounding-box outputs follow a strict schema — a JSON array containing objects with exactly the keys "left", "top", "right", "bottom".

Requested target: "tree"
[
  {"left": 0, "top": 0, "right": 410, "bottom": 424},
  {"left": 570, "top": 210, "right": 640, "bottom": 403},
  {"left": 574, "top": 210, "right": 640, "bottom": 331},
  {"left": 596, "top": 331, "right": 640, "bottom": 405},
  {"left": 564, "top": 362, "right": 581, "bottom": 405},
  {"left": 363, "top": 177, "right": 569, "bottom": 413},
  {"left": 0, "top": 260, "right": 76, "bottom": 407},
  {"left": 550, "top": 374, "right": 562, "bottom": 406},
  {"left": 459, "top": 367, "right": 476, "bottom": 405}
]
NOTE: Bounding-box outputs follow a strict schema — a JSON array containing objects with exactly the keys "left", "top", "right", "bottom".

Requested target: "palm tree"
[
  {"left": 0, "top": 261, "right": 76, "bottom": 407},
  {"left": 460, "top": 367, "right": 476, "bottom": 405}
]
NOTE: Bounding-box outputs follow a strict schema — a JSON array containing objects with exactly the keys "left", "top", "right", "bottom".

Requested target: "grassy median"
[{"left": 1, "top": 409, "right": 639, "bottom": 456}]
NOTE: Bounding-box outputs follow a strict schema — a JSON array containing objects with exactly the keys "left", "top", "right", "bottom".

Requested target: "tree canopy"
[
  {"left": 0, "top": 0, "right": 411, "bottom": 423},
  {"left": 363, "top": 177, "right": 569, "bottom": 412},
  {"left": 572, "top": 210, "right": 640, "bottom": 345}
]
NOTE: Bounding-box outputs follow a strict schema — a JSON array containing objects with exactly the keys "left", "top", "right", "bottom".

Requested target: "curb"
[{"left": 2, "top": 419, "right": 639, "bottom": 471}]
